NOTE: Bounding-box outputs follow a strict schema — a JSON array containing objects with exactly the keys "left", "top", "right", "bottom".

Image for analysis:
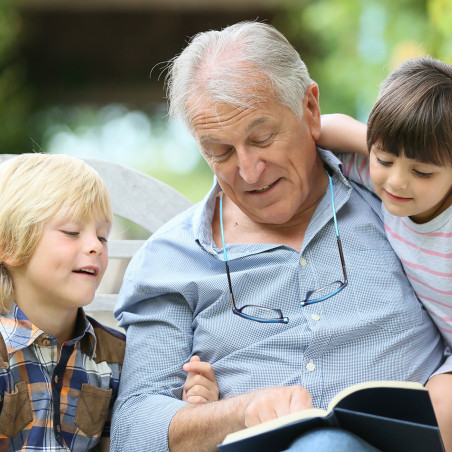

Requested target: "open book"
[{"left": 218, "top": 380, "right": 445, "bottom": 452}]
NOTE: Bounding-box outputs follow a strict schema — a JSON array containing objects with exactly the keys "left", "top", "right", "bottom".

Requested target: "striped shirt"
[
  {"left": 0, "top": 304, "right": 125, "bottom": 451},
  {"left": 111, "top": 150, "right": 443, "bottom": 452},
  {"left": 340, "top": 152, "right": 452, "bottom": 375}
]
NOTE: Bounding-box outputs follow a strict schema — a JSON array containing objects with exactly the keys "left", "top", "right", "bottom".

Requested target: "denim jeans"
[{"left": 285, "top": 427, "right": 381, "bottom": 451}]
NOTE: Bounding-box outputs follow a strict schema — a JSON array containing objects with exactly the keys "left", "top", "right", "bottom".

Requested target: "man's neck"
[{"left": 212, "top": 172, "right": 329, "bottom": 252}]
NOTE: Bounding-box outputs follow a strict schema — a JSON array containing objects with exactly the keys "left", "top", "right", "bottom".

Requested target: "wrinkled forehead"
[{"left": 190, "top": 102, "right": 255, "bottom": 135}]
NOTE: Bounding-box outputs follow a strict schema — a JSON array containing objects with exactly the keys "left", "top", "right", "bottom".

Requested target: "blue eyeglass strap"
[
  {"left": 327, "top": 171, "right": 340, "bottom": 238},
  {"left": 221, "top": 172, "right": 337, "bottom": 261},
  {"left": 219, "top": 193, "right": 228, "bottom": 263}
]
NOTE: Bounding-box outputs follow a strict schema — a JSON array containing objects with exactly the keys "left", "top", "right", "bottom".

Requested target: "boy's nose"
[
  {"left": 87, "top": 236, "right": 104, "bottom": 255},
  {"left": 387, "top": 168, "right": 408, "bottom": 190}
]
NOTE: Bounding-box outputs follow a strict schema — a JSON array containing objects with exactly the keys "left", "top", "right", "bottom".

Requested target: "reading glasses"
[{"left": 219, "top": 169, "right": 348, "bottom": 324}]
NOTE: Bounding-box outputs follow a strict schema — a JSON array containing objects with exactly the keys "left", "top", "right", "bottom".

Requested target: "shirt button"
[
  {"left": 306, "top": 360, "right": 316, "bottom": 372},
  {"left": 54, "top": 375, "right": 59, "bottom": 384},
  {"left": 42, "top": 339, "right": 51, "bottom": 346},
  {"left": 56, "top": 425, "right": 61, "bottom": 433},
  {"left": 299, "top": 257, "right": 307, "bottom": 266},
  {"left": 311, "top": 314, "right": 320, "bottom": 321}
]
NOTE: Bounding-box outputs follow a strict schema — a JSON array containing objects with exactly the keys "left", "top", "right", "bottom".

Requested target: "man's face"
[{"left": 191, "top": 84, "right": 324, "bottom": 226}]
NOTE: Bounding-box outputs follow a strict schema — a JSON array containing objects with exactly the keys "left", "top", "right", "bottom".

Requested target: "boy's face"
[
  {"left": 369, "top": 145, "right": 452, "bottom": 223},
  {"left": 8, "top": 213, "right": 110, "bottom": 316}
]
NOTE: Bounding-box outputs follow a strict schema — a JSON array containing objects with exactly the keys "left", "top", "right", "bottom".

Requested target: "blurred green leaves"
[
  {"left": 280, "top": 0, "right": 451, "bottom": 121},
  {"left": 0, "top": 0, "right": 31, "bottom": 154},
  {"left": 1, "top": 0, "right": 451, "bottom": 189}
]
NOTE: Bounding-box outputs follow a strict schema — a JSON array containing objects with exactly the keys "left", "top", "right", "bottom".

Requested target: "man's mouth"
[
  {"left": 253, "top": 184, "right": 272, "bottom": 193},
  {"left": 250, "top": 180, "right": 278, "bottom": 194}
]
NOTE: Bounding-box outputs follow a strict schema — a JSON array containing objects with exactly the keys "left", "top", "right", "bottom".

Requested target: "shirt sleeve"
[
  {"left": 111, "top": 239, "right": 194, "bottom": 451},
  {"left": 338, "top": 153, "right": 374, "bottom": 193},
  {"left": 430, "top": 350, "right": 452, "bottom": 377}
]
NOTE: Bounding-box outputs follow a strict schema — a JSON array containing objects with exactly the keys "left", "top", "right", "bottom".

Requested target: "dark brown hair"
[{"left": 367, "top": 57, "right": 452, "bottom": 167}]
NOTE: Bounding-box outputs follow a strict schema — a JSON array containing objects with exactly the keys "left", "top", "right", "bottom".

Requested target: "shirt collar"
[
  {"left": 192, "top": 149, "right": 351, "bottom": 252},
  {"left": 0, "top": 303, "right": 97, "bottom": 359}
]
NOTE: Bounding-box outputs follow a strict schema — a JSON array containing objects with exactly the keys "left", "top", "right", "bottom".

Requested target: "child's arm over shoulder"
[
  {"left": 182, "top": 355, "right": 219, "bottom": 404},
  {"left": 318, "top": 114, "right": 368, "bottom": 156},
  {"left": 426, "top": 373, "right": 452, "bottom": 452}
]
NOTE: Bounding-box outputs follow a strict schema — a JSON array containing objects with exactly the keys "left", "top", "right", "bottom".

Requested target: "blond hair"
[{"left": 0, "top": 153, "right": 112, "bottom": 313}]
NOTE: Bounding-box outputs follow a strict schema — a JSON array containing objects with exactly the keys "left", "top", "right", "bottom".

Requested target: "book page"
[
  {"left": 222, "top": 408, "right": 327, "bottom": 445},
  {"left": 222, "top": 381, "right": 426, "bottom": 446},
  {"left": 327, "top": 380, "right": 425, "bottom": 411}
]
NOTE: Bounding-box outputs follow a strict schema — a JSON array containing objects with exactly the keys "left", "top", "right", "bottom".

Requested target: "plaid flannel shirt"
[{"left": 0, "top": 304, "right": 125, "bottom": 451}]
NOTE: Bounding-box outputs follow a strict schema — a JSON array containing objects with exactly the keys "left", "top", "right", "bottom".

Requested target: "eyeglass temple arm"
[
  {"left": 336, "top": 236, "right": 348, "bottom": 282},
  {"left": 224, "top": 261, "right": 237, "bottom": 309}
]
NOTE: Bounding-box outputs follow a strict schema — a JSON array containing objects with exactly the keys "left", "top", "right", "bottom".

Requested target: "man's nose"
[{"left": 236, "top": 147, "right": 265, "bottom": 185}]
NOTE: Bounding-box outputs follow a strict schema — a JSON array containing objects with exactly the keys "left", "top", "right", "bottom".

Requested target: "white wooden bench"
[{"left": 0, "top": 154, "right": 193, "bottom": 327}]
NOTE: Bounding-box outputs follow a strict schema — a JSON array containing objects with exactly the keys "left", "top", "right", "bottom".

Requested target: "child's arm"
[
  {"left": 182, "top": 355, "right": 219, "bottom": 404},
  {"left": 426, "top": 373, "right": 452, "bottom": 451},
  {"left": 318, "top": 114, "right": 368, "bottom": 156}
]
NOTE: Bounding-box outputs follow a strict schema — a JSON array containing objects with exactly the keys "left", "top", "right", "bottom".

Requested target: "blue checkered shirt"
[
  {"left": 0, "top": 304, "right": 125, "bottom": 451},
  {"left": 111, "top": 150, "right": 443, "bottom": 452}
]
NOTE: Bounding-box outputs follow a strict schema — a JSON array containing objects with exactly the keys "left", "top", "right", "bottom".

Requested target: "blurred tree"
[
  {"left": 0, "top": 0, "right": 32, "bottom": 154},
  {"left": 278, "top": 0, "right": 452, "bottom": 122}
]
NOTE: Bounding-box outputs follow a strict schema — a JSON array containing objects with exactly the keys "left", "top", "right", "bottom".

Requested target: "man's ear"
[{"left": 303, "top": 83, "right": 321, "bottom": 140}]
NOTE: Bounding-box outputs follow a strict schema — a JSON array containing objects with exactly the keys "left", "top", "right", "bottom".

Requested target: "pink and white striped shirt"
[{"left": 339, "top": 153, "right": 452, "bottom": 375}]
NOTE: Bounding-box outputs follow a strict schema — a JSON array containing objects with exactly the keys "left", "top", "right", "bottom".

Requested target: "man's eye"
[
  {"left": 253, "top": 135, "right": 273, "bottom": 146},
  {"left": 413, "top": 170, "right": 433, "bottom": 178},
  {"left": 205, "top": 147, "right": 234, "bottom": 161}
]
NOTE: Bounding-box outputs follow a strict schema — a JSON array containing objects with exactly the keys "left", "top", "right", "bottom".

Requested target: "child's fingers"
[
  {"left": 184, "top": 374, "right": 217, "bottom": 393},
  {"left": 182, "top": 355, "right": 201, "bottom": 372},
  {"left": 185, "top": 394, "right": 210, "bottom": 404},
  {"left": 185, "top": 383, "right": 219, "bottom": 403},
  {"left": 183, "top": 360, "right": 217, "bottom": 383}
]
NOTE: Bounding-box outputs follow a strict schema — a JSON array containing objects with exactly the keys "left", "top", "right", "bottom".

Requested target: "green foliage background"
[
  {"left": 0, "top": 0, "right": 31, "bottom": 154},
  {"left": 277, "top": 0, "right": 452, "bottom": 121},
  {"left": 0, "top": 0, "right": 451, "bottom": 199}
]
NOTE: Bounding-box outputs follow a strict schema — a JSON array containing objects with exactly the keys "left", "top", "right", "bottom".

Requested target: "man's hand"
[
  {"left": 244, "top": 385, "right": 314, "bottom": 427},
  {"left": 170, "top": 384, "right": 313, "bottom": 451},
  {"left": 182, "top": 355, "right": 220, "bottom": 404}
]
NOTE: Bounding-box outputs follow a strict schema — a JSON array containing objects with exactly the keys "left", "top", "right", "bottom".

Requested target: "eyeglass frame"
[{"left": 219, "top": 168, "right": 348, "bottom": 324}]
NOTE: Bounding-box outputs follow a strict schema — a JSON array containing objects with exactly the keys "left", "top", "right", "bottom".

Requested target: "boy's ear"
[{"left": 1, "top": 255, "right": 20, "bottom": 267}]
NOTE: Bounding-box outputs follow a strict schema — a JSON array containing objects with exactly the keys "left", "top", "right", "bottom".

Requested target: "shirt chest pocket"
[
  {"left": 74, "top": 383, "right": 112, "bottom": 437},
  {"left": 0, "top": 381, "right": 33, "bottom": 437}
]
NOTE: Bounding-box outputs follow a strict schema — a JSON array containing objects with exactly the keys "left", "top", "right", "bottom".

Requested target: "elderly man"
[{"left": 111, "top": 21, "right": 443, "bottom": 451}]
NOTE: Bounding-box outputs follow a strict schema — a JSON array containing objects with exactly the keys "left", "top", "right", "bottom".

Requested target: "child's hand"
[{"left": 182, "top": 355, "right": 219, "bottom": 404}]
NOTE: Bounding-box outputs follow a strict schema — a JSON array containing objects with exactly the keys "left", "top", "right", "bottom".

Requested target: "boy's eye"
[
  {"left": 64, "top": 231, "right": 79, "bottom": 237},
  {"left": 98, "top": 236, "right": 108, "bottom": 243},
  {"left": 413, "top": 170, "right": 433, "bottom": 178},
  {"left": 376, "top": 157, "right": 392, "bottom": 166}
]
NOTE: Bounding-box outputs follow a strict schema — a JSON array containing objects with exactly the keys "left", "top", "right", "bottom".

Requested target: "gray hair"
[{"left": 165, "top": 21, "right": 313, "bottom": 132}]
